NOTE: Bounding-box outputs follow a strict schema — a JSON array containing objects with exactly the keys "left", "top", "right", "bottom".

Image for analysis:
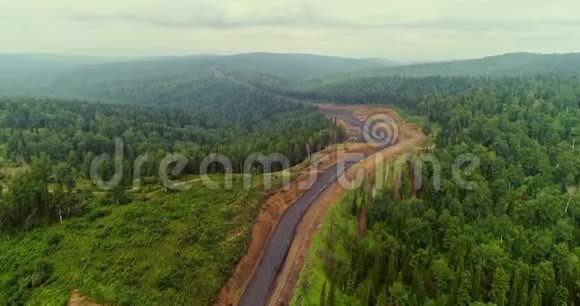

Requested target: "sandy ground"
[{"left": 67, "top": 290, "right": 103, "bottom": 306}]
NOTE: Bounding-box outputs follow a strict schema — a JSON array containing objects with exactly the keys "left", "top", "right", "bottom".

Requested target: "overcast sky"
[{"left": 2, "top": 0, "right": 580, "bottom": 61}]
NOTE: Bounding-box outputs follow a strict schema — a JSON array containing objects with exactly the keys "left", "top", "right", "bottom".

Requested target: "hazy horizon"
[
  {"left": 2, "top": 50, "right": 580, "bottom": 65},
  {"left": 3, "top": 0, "right": 580, "bottom": 61}
]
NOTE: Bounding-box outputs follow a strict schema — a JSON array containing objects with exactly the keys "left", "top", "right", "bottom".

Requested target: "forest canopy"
[
  {"left": 0, "top": 52, "right": 579, "bottom": 305},
  {"left": 294, "top": 74, "right": 580, "bottom": 306}
]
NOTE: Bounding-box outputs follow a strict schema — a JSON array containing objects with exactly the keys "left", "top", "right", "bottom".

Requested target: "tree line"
[
  {"left": 312, "top": 76, "right": 579, "bottom": 305},
  {"left": 0, "top": 95, "right": 344, "bottom": 232}
]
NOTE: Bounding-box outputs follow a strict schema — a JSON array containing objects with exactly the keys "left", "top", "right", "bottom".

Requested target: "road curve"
[
  {"left": 213, "top": 68, "right": 393, "bottom": 305},
  {"left": 238, "top": 105, "right": 391, "bottom": 306},
  {"left": 238, "top": 161, "right": 360, "bottom": 306}
]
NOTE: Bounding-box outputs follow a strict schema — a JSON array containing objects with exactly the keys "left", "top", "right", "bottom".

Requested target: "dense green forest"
[
  {"left": 0, "top": 96, "right": 335, "bottom": 171},
  {"left": 0, "top": 61, "right": 348, "bottom": 303},
  {"left": 288, "top": 76, "right": 480, "bottom": 107},
  {"left": 0, "top": 95, "right": 342, "bottom": 233},
  {"left": 0, "top": 53, "right": 364, "bottom": 304},
  {"left": 275, "top": 74, "right": 580, "bottom": 109},
  {"left": 294, "top": 77, "right": 580, "bottom": 305},
  {"left": 1, "top": 52, "right": 580, "bottom": 305}
]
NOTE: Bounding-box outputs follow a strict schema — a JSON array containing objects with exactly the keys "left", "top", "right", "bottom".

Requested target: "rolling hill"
[
  {"left": 0, "top": 52, "right": 397, "bottom": 103},
  {"left": 345, "top": 52, "right": 580, "bottom": 78},
  {"left": 2, "top": 52, "right": 580, "bottom": 107}
]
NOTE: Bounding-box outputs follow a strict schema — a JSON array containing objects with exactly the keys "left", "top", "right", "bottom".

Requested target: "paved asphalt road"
[
  {"left": 238, "top": 106, "right": 390, "bottom": 306},
  {"left": 238, "top": 160, "right": 361, "bottom": 306}
]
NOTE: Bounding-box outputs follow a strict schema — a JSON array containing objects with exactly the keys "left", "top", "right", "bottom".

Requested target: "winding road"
[
  {"left": 238, "top": 106, "right": 389, "bottom": 306},
  {"left": 212, "top": 68, "right": 392, "bottom": 305}
]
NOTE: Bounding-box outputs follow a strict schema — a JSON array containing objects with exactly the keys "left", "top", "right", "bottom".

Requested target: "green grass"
[
  {"left": 0, "top": 175, "right": 271, "bottom": 305},
  {"left": 290, "top": 191, "right": 357, "bottom": 306}
]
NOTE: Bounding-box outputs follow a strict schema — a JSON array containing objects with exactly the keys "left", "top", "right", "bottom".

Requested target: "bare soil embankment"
[
  {"left": 215, "top": 104, "right": 426, "bottom": 306},
  {"left": 268, "top": 125, "right": 426, "bottom": 305},
  {"left": 213, "top": 142, "right": 373, "bottom": 306}
]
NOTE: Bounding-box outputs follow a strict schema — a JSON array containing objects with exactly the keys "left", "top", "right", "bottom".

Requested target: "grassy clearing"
[
  {"left": 0, "top": 175, "right": 272, "bottom": 305},
  {"left": 290, "top": 191, "right": 357, "bottom": 306}
]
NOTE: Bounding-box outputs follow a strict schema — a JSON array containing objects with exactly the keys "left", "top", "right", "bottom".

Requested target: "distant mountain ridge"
[
  {"left": 353, "top": 52, "right": 580, "bottom": 77},
  {"left": 1, "top": 51, "right": 580, "bottom": 103}
]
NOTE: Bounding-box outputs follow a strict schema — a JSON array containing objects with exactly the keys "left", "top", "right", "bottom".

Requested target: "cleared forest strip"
[
  {"left": 267, "top": 126, "right": 426, "bottom": 305},
  {"left": 215, "top": 104, "right": 425, "bottom": 305}
]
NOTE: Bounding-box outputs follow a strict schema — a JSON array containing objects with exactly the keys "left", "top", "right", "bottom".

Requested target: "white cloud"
[{"left": 1, "top": 0, "right": 579, "bottom": 60}]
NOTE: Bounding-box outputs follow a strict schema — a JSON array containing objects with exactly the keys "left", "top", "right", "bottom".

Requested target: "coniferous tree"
[{"left": 490, "top": 267, "right": 510, "bottom": 306}]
